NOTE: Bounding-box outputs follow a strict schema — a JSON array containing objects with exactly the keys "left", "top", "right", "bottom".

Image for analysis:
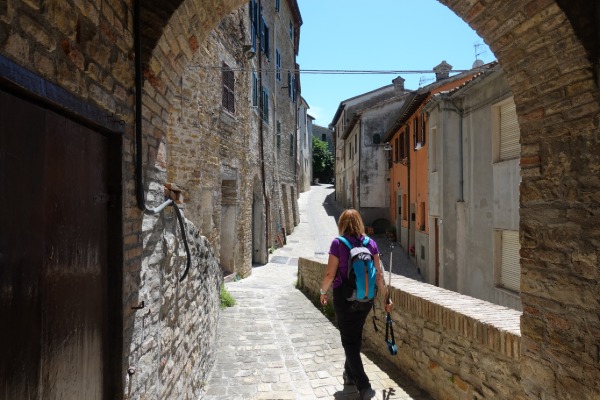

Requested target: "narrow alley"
[{"left": 201, "top": 185, "right": 430, "bottom": 399}]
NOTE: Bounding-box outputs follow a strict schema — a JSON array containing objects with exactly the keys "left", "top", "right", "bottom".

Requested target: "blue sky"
[{"left": 296, "top": 0, "right": 497, "bottom": 127}]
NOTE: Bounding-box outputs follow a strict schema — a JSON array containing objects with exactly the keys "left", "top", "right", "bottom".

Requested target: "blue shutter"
[
  {"left": 252, "top": 73, "right": 258, "bottom": 107},
  {"left": 276, "top": 50, "right": 281, "bottom": 81}
]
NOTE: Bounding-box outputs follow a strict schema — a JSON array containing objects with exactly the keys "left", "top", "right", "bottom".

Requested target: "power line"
[{"left": 187, "top": 64, "right": 479, "bottom": 75}]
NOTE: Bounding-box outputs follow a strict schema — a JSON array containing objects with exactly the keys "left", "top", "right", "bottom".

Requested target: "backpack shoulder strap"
[
  {"left": 337, "top": 236, "right": 353, "bottom": 250},
  {"left": 362, "top": 235, "right": 370, "bottom": 246}
]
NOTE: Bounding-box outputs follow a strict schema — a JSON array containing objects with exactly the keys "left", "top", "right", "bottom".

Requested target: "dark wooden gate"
[{"left": 0, "top": 88, "right": 121, "bottom": 399}]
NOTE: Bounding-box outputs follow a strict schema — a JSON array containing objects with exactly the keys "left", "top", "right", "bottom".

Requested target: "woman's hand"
[
  {"left": 320, "top": 293, "right": 328, "bottom": 305},
  {"left": 385, "top": 298, "right": 393, "bottom": 313}
]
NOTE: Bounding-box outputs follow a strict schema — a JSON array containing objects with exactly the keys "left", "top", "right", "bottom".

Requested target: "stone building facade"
[
  {"left": 0, "top": 1, "right": 301, "bottom": 399},
  {"left": 167, "top": 0, "right": 301, "bottom": 276},
  {"left": 1, "top": 0, "right": 599, "bottom": 400},
  {"left": 297, "top": 96, "right": 313, "bottom": 193},
  {"left": 331, "top": 77, "right": 409, "bottom": 226}
]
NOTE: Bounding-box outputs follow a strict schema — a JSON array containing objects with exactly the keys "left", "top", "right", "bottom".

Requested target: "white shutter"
[
  {"left": 500, "top": 230, "right": 521, "bottom": 292},
  {"left": 499, "top": 101, "right": 520, "bottom": 160}
]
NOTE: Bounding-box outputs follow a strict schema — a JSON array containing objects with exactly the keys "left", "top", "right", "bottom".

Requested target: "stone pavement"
[{"left": 201, "top": 185, "right": 432, "bottom": 400}]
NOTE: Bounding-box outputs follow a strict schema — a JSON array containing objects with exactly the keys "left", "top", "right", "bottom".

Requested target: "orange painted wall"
[{"left": 388, "top": 74, "right": 478, "bottom": 236}]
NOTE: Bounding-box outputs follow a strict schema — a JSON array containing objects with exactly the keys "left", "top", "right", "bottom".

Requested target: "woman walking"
[{"left": 319, "top": 209, "right": 392, "bottom": 399}]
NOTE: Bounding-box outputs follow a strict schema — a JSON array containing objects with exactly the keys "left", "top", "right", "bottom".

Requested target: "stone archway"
[{"left": 140, "top": 1, "right": 600, "bottom": 398}]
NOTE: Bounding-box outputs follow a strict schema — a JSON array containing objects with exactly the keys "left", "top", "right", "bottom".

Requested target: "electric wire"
[{"left": 187, "top": 64, "right": 482, "bottom": 75}]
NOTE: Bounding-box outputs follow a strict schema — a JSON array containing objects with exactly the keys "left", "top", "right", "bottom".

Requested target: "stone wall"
[
  {"left": 167, "top": 8, "right": 256, "bottom": 277},
  {"left": 127, "top": 202, "right": 222, "bottom": 399},
  {"left": 298, "top": 257, "right": 523, "bottom": 400}
]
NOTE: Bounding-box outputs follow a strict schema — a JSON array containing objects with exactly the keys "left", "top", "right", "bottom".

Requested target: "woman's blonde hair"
[{"left": 338, "top": 209, "right": 365, "bottom": 237}]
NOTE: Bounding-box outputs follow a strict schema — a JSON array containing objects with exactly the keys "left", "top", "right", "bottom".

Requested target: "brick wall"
[{"left": 298, "top": 257, "right": 523, "bottom": 400}]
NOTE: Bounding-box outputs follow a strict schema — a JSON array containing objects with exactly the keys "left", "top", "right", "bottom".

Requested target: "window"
[
  {"left": 402, "top": 195, "right": 408, "bottom": 221},
  {"left": 276, "top": 49, "right": 281, "bottom": 81},
  {"left": 290, "top": 133, "right": 294, "bottom": 156},
  {"left": 277, "top": 121, "right": 281, "bottom": 149},
  {"left": 399, "top": 130, "right": 407, "bottom": 159},
  {"left": 394, "top": 137, "right": 399, "bottom": 162},
  {"left": 291, "top": 75, "right": 297, "bottom": 103},
  {"left": 421, "top": 114, "right": 427, "bottom": 145},
  {"left": 222, "top": 63, "right": 235, "bottom": 114},
  {"left": 287, "top": 72, "right": 292, "bottom": 97},
  {"left": 354, "top": 135, "right": 357, "bottom": 154},
  {"left": 275, "top": 0, "right": 280, "bottom": 12},
  {"left": 249, "top": 0, "right": 259, "bottom": 50},
  {"left": 261, "top": 86, "right": 269, "bottom": 122},
  {"left": 289, "top": 21, "right": 293, "bottom": 40},
  {"left": 261, "top": 18, "right": 270, "bottom": 59},
  {"left": 413, "top": 117, "right": 420, "bottom": 149},
  {"left": 321, "top": 133, "right": 326, "bottom": 141},
  {"left": 252, "top": 73, "right": 258, "bottom": 107},
  {"left": 493, "top": 98, "right": 520, "bottom": 162},
  {"left": 415, "top": 113, "right": 426, "bottom": 146},
  {"left": 495, "top": 230, "right": 521, "bottom": 292}
]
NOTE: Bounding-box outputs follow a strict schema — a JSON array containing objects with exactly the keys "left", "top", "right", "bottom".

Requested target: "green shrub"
[{"left": 220, "top": 285, "right": 236, "bottom": 309}]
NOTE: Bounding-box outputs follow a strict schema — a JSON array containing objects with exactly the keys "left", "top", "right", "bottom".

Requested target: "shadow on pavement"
[{"left": 323, "top": 190, "right": 343, "bottom": 222}]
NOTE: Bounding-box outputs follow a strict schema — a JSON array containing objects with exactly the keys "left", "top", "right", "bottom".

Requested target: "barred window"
[{"left": 222, "top": 63, "right": 235, "bottom": 114}]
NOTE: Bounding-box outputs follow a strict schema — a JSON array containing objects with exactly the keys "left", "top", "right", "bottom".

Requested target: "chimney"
[
  {"left": 433, "top": 60, "right": 453, "bottom": 81},
  {"left": 392, "top": 76, "right": 405, "bottom": 91}
]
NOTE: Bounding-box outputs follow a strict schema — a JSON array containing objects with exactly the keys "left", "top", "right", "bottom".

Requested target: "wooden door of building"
[{"left": 0, "top": 88, "right": 120, "bottom": 399}]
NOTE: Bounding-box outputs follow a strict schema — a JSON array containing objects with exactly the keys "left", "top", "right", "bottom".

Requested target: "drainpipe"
[
  {"left": 133, "top": 0, "right": 191, "bottom": 281},
  {"left": 257, "top": 0, "right": 271, "bottom": 256}
]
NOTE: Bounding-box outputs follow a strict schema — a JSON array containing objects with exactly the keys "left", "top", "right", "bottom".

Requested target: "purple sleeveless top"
[{"left": 329, "top": 235, "right": 379, "bottom": 289}]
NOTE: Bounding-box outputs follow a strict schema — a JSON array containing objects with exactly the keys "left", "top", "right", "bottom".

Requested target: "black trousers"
[{"left": 333, "top": 287, "right": 373, "bottom": 391}]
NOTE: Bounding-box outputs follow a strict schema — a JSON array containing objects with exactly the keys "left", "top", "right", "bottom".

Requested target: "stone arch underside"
[{"left": 142, "top": 0, "right": 600, "bottom": 398}]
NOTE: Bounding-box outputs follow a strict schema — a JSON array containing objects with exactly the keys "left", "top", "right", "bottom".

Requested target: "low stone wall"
[{"left": 298, "top": 257, "right": 523, "bottom": 400}]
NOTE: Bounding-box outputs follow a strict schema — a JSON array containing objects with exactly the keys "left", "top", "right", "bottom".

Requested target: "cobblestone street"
[{"left": 202, "top": 185, "right": 430, "bottom": 399}]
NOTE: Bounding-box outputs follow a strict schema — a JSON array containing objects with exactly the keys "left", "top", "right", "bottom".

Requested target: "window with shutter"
[
  {"left": 222, "top": 63, "right": 235, "bottom": 114},
  {"left": 499, "top": 101, "right": 520, "bottom": 160},
  {"left": 252, "top": 73, "right": 258, "bottom": 107},
  {"left": 261, "top": 87, "right": 269, "bottom": 123},
  {"left": 493, "top": 98, "right": 520, "bottom": 162},
  {"left": 261, "top": 18, "right": 270, "bottom": 59},
  {"left": 276, "top": 50, "right": 281, "bottom": 81},
  {"left": 497, "top": 230, "right": 521, "bottom": 292}
]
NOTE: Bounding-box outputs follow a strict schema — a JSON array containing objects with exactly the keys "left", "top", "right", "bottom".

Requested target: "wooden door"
[{"left": 0, "top": 88, "right": 118, "bottom": 400}]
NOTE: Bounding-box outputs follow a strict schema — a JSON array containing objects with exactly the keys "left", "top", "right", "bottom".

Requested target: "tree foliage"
[{"left": 312, "top": 136, "right": 334, "bottom": 182}]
